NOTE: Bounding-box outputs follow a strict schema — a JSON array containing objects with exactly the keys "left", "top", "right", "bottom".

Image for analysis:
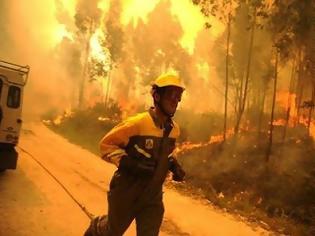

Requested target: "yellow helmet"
[{"left": 152, "top": 74, "right": 185, "bottom": 90}]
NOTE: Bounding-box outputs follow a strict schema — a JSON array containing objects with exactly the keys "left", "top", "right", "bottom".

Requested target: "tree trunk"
[
  {"left": 307, "top": 86, "right": 315, "bottom": 135},
  {"left": 223, "top": 5, "right": 232, "bottom": 142},
  {"left": 237, "top": 72, "right": 245, "bottom": 118},
  {"left": 234, "top": 7, "right": 256, "bottom": 134},
  {"left": 266, "top": 50, "right": 278, "bottom": 162},
  {"left": 78, "top": 20, "right": 94, "bottom": 109},
  {"left": 231, "top": 64, "right": 239, "bottom": 115},
  {"left": 104, "top": 69, "right": 112, "bottom": 111},
  {"left": 234, "top": 83, "right": 239, "bottom": 115},
  {"left": 255, "top": 80, "right": 262, "bottom": 130},
  {"left": 258, "top": 81, "right": 267, "bottom": 134},
  {"left": 295, "top": 50, "right": 305, "bottom": 124},
  {"left": 297, "top": 80, "right": 305, "bottom": 124}
]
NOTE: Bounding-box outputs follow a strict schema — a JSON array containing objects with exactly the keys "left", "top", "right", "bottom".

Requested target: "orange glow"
[
  {"left": 170, "top": 0, "right": 223, "bottom": 53},
  {"left": 297, "top": 117, "right": 315, "bottom": 140},
  {"left": 8, "top": 0, "right": 63, "bottom": 50},
  {"left": 272, "top": 116, "right": 315, "bottom": 140},
  {"left": 122, "top": 0, "right": 160, "bottom": 25},
  {"left": 62, "top": 0, "right": 76, "bottom": 17},
  {"left": 276, "top": 91, "right": 296, "bottom": 111},
  {"left": 272, "top": 119, "right": 286, "bottom": 126},
  {"left": 121, "top": 0, "right": 223, "bottom": 54},
  {"left": 175, "top": 129, "right": 234, "bottom": 155},
  {"left": 310, "top": 122, "right": 315, "bottom": 139},
  {"left": 89, "top": 29, "right": 109, "bottom": 66},
  {"left": 54, "top": 24, "right": 74, "bottom": 43}
]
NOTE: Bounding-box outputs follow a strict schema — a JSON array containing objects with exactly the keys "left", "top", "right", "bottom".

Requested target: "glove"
[
  {"left": 118, "top": 155, "right": 156, "bottom": 177},
  {"left": 169, "top": 157, "right": 185, "bottom": 182}
]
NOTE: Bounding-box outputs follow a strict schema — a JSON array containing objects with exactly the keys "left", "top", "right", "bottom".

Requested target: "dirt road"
[{"left": 0, "top": 123, "right": 271, "bottom": 236}]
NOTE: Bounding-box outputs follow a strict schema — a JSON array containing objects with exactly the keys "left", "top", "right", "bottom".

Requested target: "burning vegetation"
[{"left": 2, "top": 0, "right": 315, "bottom": 235}]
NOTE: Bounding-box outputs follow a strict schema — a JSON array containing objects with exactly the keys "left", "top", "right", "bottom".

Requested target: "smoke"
[
  {"left": 1, "top": 0, "right": 77, "bottom": 121},
  {"left": 0, "top": 0, "right": 227, "bottom": 122},
  {"left": 103, "top": 0, "right": 187, "bottom": 112},
  {"left": 107, "top": 0, "right": 223, "bottom": 113},
  {"left": 0, "top": 2, "right": 12, "bottom": 57},
  {"left": 1, "top": 0, "right": 108, "bottom": 121},
  {"left": 187, "top": 28, "right": 224, "bottom": 113}
]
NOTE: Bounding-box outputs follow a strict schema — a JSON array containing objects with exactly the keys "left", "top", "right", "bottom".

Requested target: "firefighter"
[{"left": 84, "top": 73, "right": 186, "bottom": 236}]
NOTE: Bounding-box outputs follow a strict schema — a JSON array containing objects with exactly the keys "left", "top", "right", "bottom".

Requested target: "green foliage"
[
  {"left": 88, "top": 57, "right": 108, "bottom": 81},
  {"left": 75, "top": 0, "right": 102, "bottom": 34},
  {"left": 268, "top": 0, "right": 314, "bottom": 60},
  {"left": 130, "top": 0, "right": 193, "bottom": 86},
  {"left": 105, "top": 19, "right": 125, "bottom": 64}
]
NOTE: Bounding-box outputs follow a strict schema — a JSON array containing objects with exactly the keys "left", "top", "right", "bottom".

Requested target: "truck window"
[{"left": 7, "top": 86, "right": 21, "bottom": 108}]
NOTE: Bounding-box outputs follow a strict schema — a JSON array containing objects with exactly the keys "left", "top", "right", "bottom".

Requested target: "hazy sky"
[
  {"left": 0, "top": 0, "right": 225, "bottom": 118},
  {"left": 34, "top": 0, "right": 222, "bottom": 54}
]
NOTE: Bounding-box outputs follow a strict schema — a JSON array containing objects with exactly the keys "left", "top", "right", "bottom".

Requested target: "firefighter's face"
[{"left": 159, "top": 86, "right": 183, "bottom": 116}]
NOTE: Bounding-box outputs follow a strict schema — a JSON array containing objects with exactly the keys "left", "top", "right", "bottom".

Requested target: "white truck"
[{"left": 0, "top": 60, "right": 29, "bottom": 171}]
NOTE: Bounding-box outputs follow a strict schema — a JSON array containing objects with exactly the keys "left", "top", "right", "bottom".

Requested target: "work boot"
[{"left": 83, "top": 215, "right": 109, "bottom": 236}]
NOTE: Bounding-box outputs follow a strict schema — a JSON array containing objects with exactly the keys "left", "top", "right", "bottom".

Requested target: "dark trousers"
[{"left": 84, "top": 171, "right": 164, "bottom": 236}]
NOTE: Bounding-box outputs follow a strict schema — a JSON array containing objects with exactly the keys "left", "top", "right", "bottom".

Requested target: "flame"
[
  {"left": 54, "top": 24, "right": 74, "bottom": 43},
  {"left": 121, "top": 0, "right": 223, "bottom": 53},
  {"left": 310, "top": 122, "right": 315, "bottom": 139},
  {"left": 61, "top": 0, "right": 76, "bottom": 17},
  {"left": 272, "top": 117, "right": 315, "bottom": 140},
  {"left": 97, "top": 0, "right": 110, "bottom": 12},
  {"left": 175, "top": 114, "right": 315, "bottom": 156},
  {"left": 170, "top": 0, "right": 224, "bottom": 53},
  {"left": 175, "top": 129, "right": 234, "bottom": 155},
  {"left": 89, "top": 29, "right": 110, "bottom": 66},
  {"left": 98, "top": 117, "right": 111, "bottom": 122},
  {"left": 98, "top": 116, "right": 120, "bottom": 123},
  {"left": 53, "top": 115, "right": 63, "bottom": 125},
  {"left": 121, "top": 0, "right": 160, "bottom": 25},
  {"left": 272, "top": 119, "right": 286, "bottom": 126},
  {"left": 64, "top": 107, "right": 74, "bottom": 118},
  {"left": 276, "top": 91, "right": 296, "bottom": 111}
]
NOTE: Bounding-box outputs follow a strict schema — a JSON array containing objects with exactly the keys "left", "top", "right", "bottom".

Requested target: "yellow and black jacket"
[{"left": 99, "top": 109, "right": 180, "bottom": 175}]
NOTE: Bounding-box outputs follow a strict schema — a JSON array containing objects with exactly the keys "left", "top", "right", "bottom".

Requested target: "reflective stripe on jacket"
[{"left": 99, "top": 110, "right": 180, "bottom": 168}]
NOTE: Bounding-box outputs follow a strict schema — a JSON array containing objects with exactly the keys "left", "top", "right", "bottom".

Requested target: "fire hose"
[{"left": 17, "top": 146, "right": 94, "bottom": 220}]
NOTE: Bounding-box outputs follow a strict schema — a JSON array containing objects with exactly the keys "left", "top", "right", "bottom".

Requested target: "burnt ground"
[{"left": 174, "top": 131, "right": 315, "bottom": 236}]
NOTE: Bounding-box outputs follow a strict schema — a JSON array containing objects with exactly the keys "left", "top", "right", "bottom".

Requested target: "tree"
[
  {"left": 233, "top": 0, "right": 268, "bottom": 134},
  {"left": 193, "top": 0, "right": 237, "bottom": 141},
  {"left": 262, "top": 0, "right": 315, "bottom": 160},
  {"left": 102, "top": 0, "right": 125, "bottom": 110},
  {"left": 74, "top": 0, "right": 102, "bottom": 109},
  {"left": 268, "top": 0, "right": 314, "bottom": 127},
  {"left": 193, "top": 0, "right": 269, "bottom": 138},
  {"left": 131, "top": 0, "right": 190, "bottom": 84},
  {"left": 282, "top": 58, "right": 297, "bottom": 142},
  {"left": 266, "top": 48, "right": 278, "bottom": 162}
]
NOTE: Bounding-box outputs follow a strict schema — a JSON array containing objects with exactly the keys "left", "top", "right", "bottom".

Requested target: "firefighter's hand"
[
  {"left": 119, "top": 156, "right": 156, "bottom": 177},
  {"left": 169, "top": 157, "right": 185, "bottom": 182}
]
